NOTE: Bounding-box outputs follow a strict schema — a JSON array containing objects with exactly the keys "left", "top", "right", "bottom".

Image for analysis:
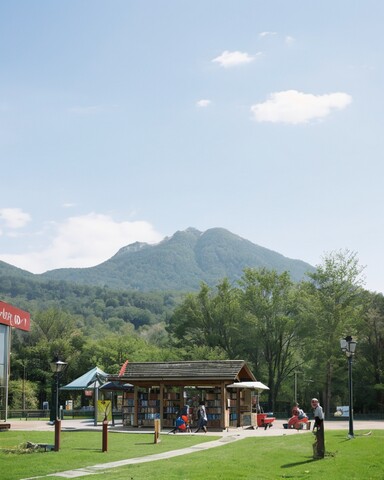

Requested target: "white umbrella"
[{"left": 226, "top": 381, "right": 269, "bottom": 391}]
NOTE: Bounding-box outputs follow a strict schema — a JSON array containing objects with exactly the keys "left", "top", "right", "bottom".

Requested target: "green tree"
[
  {"left": 303, "top": 249, "right": 365, "bottom": 417},
  {"left": 168, "top": 279, "right": 242, "bottom": 358},
  {"left": 11, "top": 308, "right": 85, "bottom": 406},
  {"left": 239, "top": 268, "right": 301, "bottom": 411},
  {"left": 8, "top": 379, "right": 38, "bottom": 409},
  {"left": 356, "top": 291, "right": 384, "bottom": 412}
]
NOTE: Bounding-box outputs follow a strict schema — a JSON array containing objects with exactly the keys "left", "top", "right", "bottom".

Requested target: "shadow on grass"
[
  {"left": 134, "top": 442, "right": 158, "bottom": 445},
  {"left": 281, "top": 457, "right": 319, "bottom": 468},
  {"left": 73, "top": 448, "right": 101, "bottom": 451}
]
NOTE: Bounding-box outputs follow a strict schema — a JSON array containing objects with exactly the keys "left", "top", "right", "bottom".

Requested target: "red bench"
[{"left": 257, "top": 413, "right": 275, "bottom": 430}]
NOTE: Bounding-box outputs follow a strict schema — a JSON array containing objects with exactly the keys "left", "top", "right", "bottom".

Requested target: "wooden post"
[
  {"left": 102, "top": 420, "right": 108, "bottom": 452},
  {"left": 133, "top": 386, "right": 138, "bottom": 427},
  {"left": 160, "top": 384, "right": 164, "bottom": 428},
  {"left": 54, "top": 419, "right": 61, "bottom": 452},
  {"left": 154, "top": 418, "right": 161, "bottom": 444}
]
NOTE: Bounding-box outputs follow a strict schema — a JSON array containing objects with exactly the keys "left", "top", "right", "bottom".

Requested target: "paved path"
[{"left": 5, "top": 418, "right": 382, "bottom": 479}]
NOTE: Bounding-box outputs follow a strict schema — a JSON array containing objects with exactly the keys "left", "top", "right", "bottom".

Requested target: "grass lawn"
[
  {"left": 0, "top": 429, "right": 383, "bottom": 480},
  {"left": 0, "top": 430, "right": 217, "bottom": 480}
]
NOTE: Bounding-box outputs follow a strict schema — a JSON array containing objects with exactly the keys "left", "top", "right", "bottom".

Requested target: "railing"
[{"left": 6, "top": 409, "right": 50, "bottom": 420}]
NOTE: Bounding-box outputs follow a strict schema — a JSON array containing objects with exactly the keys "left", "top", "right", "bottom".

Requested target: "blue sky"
[{"left": 1, "top": 1, "right": 383, "bottom": 293}]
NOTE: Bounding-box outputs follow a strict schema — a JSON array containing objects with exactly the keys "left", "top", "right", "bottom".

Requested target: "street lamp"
[
  {"left": 340, "top": 335, "right": 357, "bottom": 438},
  {"left": 49, "top": 357, "right": 68, "bottom": 424}
]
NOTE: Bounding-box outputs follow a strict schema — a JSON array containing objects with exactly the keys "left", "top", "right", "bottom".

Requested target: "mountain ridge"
[
  {"left": 0, "top": 227, "right": 314, "bottom": 292},
  {"left": 37, "top": 227, "right": 314, "bottom": 291}
]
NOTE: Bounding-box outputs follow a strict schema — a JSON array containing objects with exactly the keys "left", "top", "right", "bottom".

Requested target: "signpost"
[{"left": 0, "top": 301, "right": 30, "bottom": 422}]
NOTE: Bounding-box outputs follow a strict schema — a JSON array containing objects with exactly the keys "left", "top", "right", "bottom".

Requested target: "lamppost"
[
  {"left": 49, "top": 357, "right": 68, "bottom": 424},
  {"left": 340, "top": 335, "right": 357, "bottom": 439}
]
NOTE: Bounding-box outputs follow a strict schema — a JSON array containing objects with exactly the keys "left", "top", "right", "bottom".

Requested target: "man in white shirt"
[{"left": 311, "top": 398, "right": 325, "bottom": 459}]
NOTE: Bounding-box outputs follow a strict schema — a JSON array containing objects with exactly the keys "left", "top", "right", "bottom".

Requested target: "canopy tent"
[
  {"left": 61, "top": 366, "right": 108, "bottom": 391},
  {"left": 100, "top": 381, "right": 133, "bottom": 391},
  {"left": 60, "top": 367, "right": 108, "bottom": 425},
  {"left": 226, "top": 381, "right": 269, "bottom": 391}
]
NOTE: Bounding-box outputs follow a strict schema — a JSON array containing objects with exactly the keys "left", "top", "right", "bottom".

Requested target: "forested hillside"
[{"left": 0, "top": 274, "right": 180, "bottom": 334}]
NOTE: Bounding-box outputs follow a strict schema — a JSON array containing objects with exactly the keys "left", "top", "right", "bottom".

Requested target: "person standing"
[
  {"left": 311, "top": 398, "right": 325, "bottom": 459},
  {"left": 195, "top": 400, "right": 208, "bottom": 433}
]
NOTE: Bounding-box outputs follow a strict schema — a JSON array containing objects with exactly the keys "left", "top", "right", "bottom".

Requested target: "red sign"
[{"left": 0, "top": 301, "right": 30, "bottom": 331}]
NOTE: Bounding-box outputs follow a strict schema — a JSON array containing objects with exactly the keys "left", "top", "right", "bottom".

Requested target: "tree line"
[{"left": 5, "top": 249, "right": 384, "bottom": 417}]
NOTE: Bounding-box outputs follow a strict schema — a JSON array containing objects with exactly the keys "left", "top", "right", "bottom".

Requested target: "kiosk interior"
[{"left": 226, "top": 381, "right": 275, "bottom": 429}]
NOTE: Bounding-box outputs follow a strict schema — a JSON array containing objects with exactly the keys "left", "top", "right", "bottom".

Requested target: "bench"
[
  {"left": 25, "top": 411, "right": 48, "bottom": 420},
  {"left": 284, "top": 420, "right": 312, "bottom": 430},
  {"left": 0, "top": 423, "right": 11, "bottom": 431}
]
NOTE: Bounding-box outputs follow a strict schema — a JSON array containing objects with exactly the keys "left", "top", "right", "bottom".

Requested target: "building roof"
[
  {"left": 61, "top": 366, "right": 108, "bottom": 391},
  {"left": 108, "top": 360, "right": 255, "bottom": 386}
]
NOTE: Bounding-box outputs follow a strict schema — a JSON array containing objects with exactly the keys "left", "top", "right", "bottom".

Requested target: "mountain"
[
  {"left": 36, "top": 227, "right": 314, "bottom": 291},
  {"left": 0, "top": 260, "right": 34, "bottom": 278}
]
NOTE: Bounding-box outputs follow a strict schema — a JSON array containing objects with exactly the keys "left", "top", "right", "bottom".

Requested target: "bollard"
[
  {"left": 154, "top": 418, "right": 161, "bottom": 444},
  {"left": 102, "top": 420, "right": 108, "bottom": 452},
  {"left": 54, "top": 419, "right": 61, "bottom": 452}
]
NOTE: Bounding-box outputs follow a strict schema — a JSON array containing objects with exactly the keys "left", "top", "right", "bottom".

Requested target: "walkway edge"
[{"left": 21, "top": 435, "right": 244, "bottom": 479}]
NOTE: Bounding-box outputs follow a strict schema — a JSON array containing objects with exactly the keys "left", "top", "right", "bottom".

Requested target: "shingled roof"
[{"left": 108, "top": 360, "right": 255, "bottom": 385}]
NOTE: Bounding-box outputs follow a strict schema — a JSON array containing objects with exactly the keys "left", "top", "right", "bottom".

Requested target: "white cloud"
[
  {"left": 212, "top": 50, "right": 256, "bottom": 68},
  {"left": 0, "top": 213, "right": 163, "bottom": 273},
  {"left": 196, "top": 99, "right": 212, "bottom": 108},
  {"left": 259, "top": 31, "right": 277, "bottom": 37},
  {"left": 250, "top": 90, "right": 352, "bottom": 124},
  {"left": 0, "top": 208, "right": 31, "bottom": 229},
  {"left": 285, "top": 35, "right": 295, "bottom": 45}
]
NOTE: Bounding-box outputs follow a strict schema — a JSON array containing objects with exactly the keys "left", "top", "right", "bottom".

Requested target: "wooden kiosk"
[
  {"left": 108, "top": 360, "right": 262, "bottom": 430},
  {"left": 226, "top": 381, "right": 271, "bottom": 429}
]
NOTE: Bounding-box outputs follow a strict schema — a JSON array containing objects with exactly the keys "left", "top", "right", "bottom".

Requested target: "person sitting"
[{"left": 288, "top": 403, "right": 308, "bottom": 429}]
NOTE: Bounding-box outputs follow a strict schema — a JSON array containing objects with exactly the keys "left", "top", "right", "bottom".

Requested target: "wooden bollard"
[
  {"left": 154, "top": 418, "right": 161, "bottom": 444},
  {"left": 54, "top": 419, "right": 61, "bottom": 452},
  {"left": 102, "top": 420, "right": 108, "bottom": 452}
]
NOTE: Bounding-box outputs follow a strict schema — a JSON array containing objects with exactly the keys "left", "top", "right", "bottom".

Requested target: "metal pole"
[
  {"left": 49, "top": 376, "right": 56, "bottom": 424},
  {"left": 22, "top": 363, "right": 26, "bottom": 411},
  {"left": 348, "top": 356, "right": 354, "bottom": 438}
]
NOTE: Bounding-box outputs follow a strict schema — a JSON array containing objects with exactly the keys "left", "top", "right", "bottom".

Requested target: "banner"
[
  {"left": 0, "top": 301, "right": 30, "bottom": 331},
  {"left": 97, "top": 400, "right": 112, "bottom": 423}
]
